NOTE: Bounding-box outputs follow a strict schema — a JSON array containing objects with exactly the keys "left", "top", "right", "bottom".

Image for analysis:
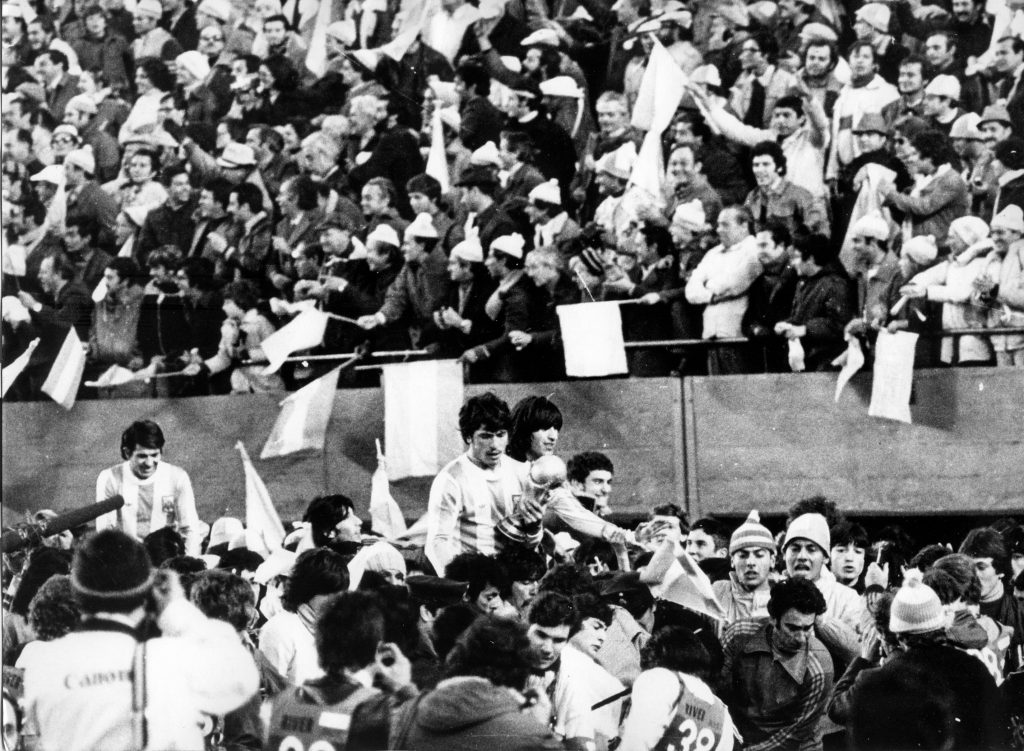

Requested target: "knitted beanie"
[
  {"left": 783, "top": 513, "right": 830, "bottom": 554},
  {"left": 72, "top": 529, "right": 154, "bottom": 609},
  {"left": 889, "top": 574, "right": 946, "bottom": 634},
  {"left": 729, "top": 510, "right": 775, "bottom": 555}
]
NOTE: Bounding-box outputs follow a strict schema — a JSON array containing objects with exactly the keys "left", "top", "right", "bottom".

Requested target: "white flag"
[
  {"left": 1, "top": 242, "right": 26, "bottom": 277},
  {"left": 833, "top": 336, "right": 865, "bottom": 402},
  {"left": 236, "top": 442, "right": 286, "bottom": 557},
  {"left": 41, "top": 327, "right": 86, "bottom": 410},
  {"left": 260, "top": 366, "right": 341, "bottom": 458},
  {"left": 869, "top": 329, "right": 918, "bottom": 423},
  {"left": 629, "top": 39, "right": 688, "bottom": 200},
  {"left": 260, "top": 309, "right": 329, "bottom": 374},
  {"left": 370, "top": 439, "right": 407, "bottom": 538},
  {"left": 425, "top": 107, "right": 451, "bottom": 192},
  {"left": 303, "top": 0, "right": 334, "bottom": 75},
  {"left": 85, "top": 364, "right": 137, "bottom": 388},
  {"left": 382, "top": 359, "right": 464, "bottom": 480},
  {"left": 557, "top": 302, "right": 628, "bottom": 377},
  {"left": 0, "top": 337, "right": 39, "bottom": 398}
]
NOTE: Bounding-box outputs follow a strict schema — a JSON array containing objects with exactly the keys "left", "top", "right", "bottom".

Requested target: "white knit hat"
[
  {"left": 690, "top": 64, "right": 722, "bottom": 88},
  {"left": 672, "top": 199, "right": 706, "bottom": 231},
  {"left": 539, "top": 76, "right": 583, "bottom": 99},
  {"left": 901, "top": 235, "right": 937, "bottom": 265},
  {"left": 133, "top": 0, "right": 163, "bottom": 17},
  {"left": 325, "top": 19, "right": 356, "bottom": 45},
  {"left": 528, "top": 179, "right": 561, "bottom": 206},
  {"left": 924, "top": 74, "right": 960, "bottom": 101},
  {"left": 855, "top": 2, "right": 890, "bottom": 31},
  {"left": 404, "top": 213, "right": 438, "bottom": 240},
  {"left": 451, "top": 235, "right": 484, "bottom": 264},
  {"left": 949, "top": 112, "right": 983, "bottom": 141},
  {"left": 197, "top": 0, "right": 232, "bottom": 21},
  {"left": 469, "top": 141, "right": 502, "bottom": 168},
  {"left": 209, "top": 517, "right": 244, "bottom": 548},
  {"left": 367, "top": 223, "right": 401, "bottom": 248},
  {"left": 490, "top": 233, "right": 526, "bottom": 259},
  {"left": 729, "top": 510, "right": 775, "bottom": 555},
  {"left": 889, "top": 573, "right": 946, "bottom": 634},
  {"left": 850, "top": 211, "right": 890, "bottom": 242},
  {"left": 992, "top": 205, "right": 1024, "bottom": 234},
  {"left": 783, "top": 513, "right": 830, "bottom": 555},
  {"left": 596, "top": 142, "right": 637, "bottom": 181},
  {"left": 64, "top": 146, "right": 95, "bottom": 176},
  {"left": 176, "top": 51, "right": 211, "bottom": 82},
  {"left": 30, "top": 164, "right": 66, "bottom": 185},
  {"left": 948, "top": 217, "right": 989, "bottom": 246}
]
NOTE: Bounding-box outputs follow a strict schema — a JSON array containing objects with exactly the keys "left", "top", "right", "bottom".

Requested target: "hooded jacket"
[{"left": 392, "top": 676, "right": 562, "bottom": 751}]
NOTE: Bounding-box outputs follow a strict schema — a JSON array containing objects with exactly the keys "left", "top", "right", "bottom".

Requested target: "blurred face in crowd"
[
  {"left": 981, "top": 121, "right": 1012, "bottom": 150},
  {"left": 739, "top": 39, "right": 767, "bottom": 74},
  {"left": 897, "top": 62, "right": 924, "bottom": 96},
  {"left": 994, "top": 38, "right": 1024, "bottom": 74},
  {"left": 831, "top": 542, "right": 866, "bottom": 584},
  {"left": 972, "top": 556, "right": 1003, "bottom": 599},
  {"left": 852, "top": 234, "right": 884, "bottom": 266},
  {"left": 717, "top": 208, "right": 750, "bottom": 247},
  {"left": 168, "top": 172, "right": 192, "bottom": 205},
  {"left": 785, "top": 539, "right": 826, "bottom": 581},
  {"left": 65, "top": 225, "right": 89, "bottom": 253},
  {"left": 576, "top": 469, "right": 612, "bottom": 513},
  {"left": 614, "top": 0, "right": 640, "bottom": 25},
  {"left": 952, "top": 0, "right": 980, "bottom": 22},
  {"left": 523, "top": 46, "right": 543, "bottom": 73},
  {"left": 133, "top": 10, "right": 159, "bottom": 34},
  {"left": 570, "top": 617, "right": 608, "bottom": 659},
  {"left": 852, "top": 17, "right": 876, "bottom": 41},
  {"left": 320, "top": 227, "right": 350, "bottom": 257},
  {"left": 666, "top": 146, "right": 698, "bottom": 189},
  {"left": 751, "top": 153, "right": 782, "bottom": 188},
  {"left": 408, "top": 191, "right": 437, "bottom": 216},
  {"left": 447, "top": 256, "right": 473, "bottom": 283},
  {"left": 803, "top": 43, "right": 833, "bottom": 79},
  {"left": 3, "top": 14, "right": 24, "bottom": 40},
  {"left": 263, "top": 19, "right": 287, "bottom": 46},
  {"left": 595, "top": 171, "right": 625, "bottom": 197},
  {"left": 198, "top": 25, "right": 226, "bottom": 56},
  {"left": 401, "top": 235, "right": 429, "bottom": 265},
  {"left": 848, "top": 45, "right": 877, "bottom": 79},
  {"left": 923, "top": 93, "right": 953, "bottom": 118},
  {"left": 128, "top": 153, "right": 156, "bottom": 184},
  {"left": 686, "top": 528, "right": 723, "bottom": 561},
  {"left": 197, "top": 188, "right": 221, "bottom": 217},
  {"left": 484, "top": 250, "right": 507, "bottom": 279},
  {"left": 901, "top": 143, "right": 936, "bottom": 177},
  {"left": 467, "top": 425, "right": 508, "bottom": 469},
  {"left": 510, "top": 578, "right": 539, "bottom": 612},
  {"left": 51, "top": 131, "right": 78, "bottom": 159},
  {"left": 732, "top": 547, "right": 775, "bottom": 591},
  {"left": 34, "top": 53, "right": 60, "bottom": 84},
  {"left": 474, "top": 584, "right": 506, "bottom": 615},
  {"left": 528, "top": 622, "right": 570, "bottom": 670},
  {"left": 615, "top": 247, "right": 637, "bottom": 272},
  {"left": 596, "top": 99, "right": 629, "bottom": 137},
  {"left": 127, "top": 445, "right": 162, "bottom": 480},
  {"left": 992, "top": 225, "right": 1022, "bottom": 253},
  {"left": 755, "top": 229, "right": 788, "bottom": 266},
  {"left": 37, "top": 255, "right": 60, "bottom": 294},
  {"left": 84, "top": 9, "right": 108, "bottom": 37},
  {"left": 635, "top": 232, "right": 659, "bottom": 267},
  {"left": 1013, "top": 552, "right": 1024, "bottom": 579},
  {"left": 222, "top": 296, "right": 246, "bottom": 320},
  {"left": 227, "top": 191, "right": 254, "bottom": 222},
  {"left": 114, "top": 212, "right": 136, "bottom": 244},
  {"left": 360, "top": 184, "right": 389, "bottom": 216},
  {"left": 773, "top": 608, "right": 817, "bottom": 653},
  {"left": 670, "top": 222, "right": 696, "bottom": 248},
  {"left": 135, "top": 67, "right": 154, "bottom": 94},
  {"left": 855, "top": 130, "right": 887, "bottom": 154},
  {"left": 568, "top": 255, "right": 602, "bottom": 295},
  {"left": 529, "top": 425, "right": 559, "bottom": 458},
  {"left": 925, "top": 35, "right": 955, "bottom": 69},
  {"left": 103, "top": 266, "right": 126, "bottom": 295},
  {"left": 63, "top": 104, "right": 90, "bottom": 129},
  {"left": 27, "top": 20, "right": 50, "bottom": 49},
  {"left": 770, "top": 106, "right": 802, "bottom": 137},
  {"left": 524, "top": 251, "right": 559, "bottom": 288}
]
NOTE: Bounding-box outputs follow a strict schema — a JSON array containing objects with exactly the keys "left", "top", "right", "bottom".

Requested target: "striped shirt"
[
  {"left": 425, "top": 453, "right": 531, "bottom": 573},
  {"left": 721, "top": 620, "right": 834, "bottom": 751}
]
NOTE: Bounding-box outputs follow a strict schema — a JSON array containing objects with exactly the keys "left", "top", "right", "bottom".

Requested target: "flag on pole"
[
  {"left": 236, "top": 442, "right": 286, "bottom": 557},
  {"left": 85, "top": 364, "right": 137, "bottom": 389},
  {"left": 260, "top": 309, "right": 329, "bottom": 374},
  {"left": 629, "top": 39, "right": 688, "bottom": 200},
  {"left": 41, "top": 327, "right": 86, "bottom": 410},
  {"left": 869, "top": 329, "right": 918, "bottom": 423},
  {"left": 260, "top": 366, "right": 341, "bottom": 458},
  {"left": 303, "top": 0, "right": 334, "bottom": 75},
  {"left": 0, "top": 338, "right": 39, "bottom": 398},
  {"left": 370, "top": 438, "right": 408, "bottom": 538},
  {"left": 425, "top": 106, "right": 451, "bottom": 192},
  {"left": 1, "top": 242, "right": 26, "bottom": 277},
  {"left": 557, "top": 302, "right": 628, "bottom": 377},
  {"left": 382, "top": 359, "right": 464, "bottom": 480}
]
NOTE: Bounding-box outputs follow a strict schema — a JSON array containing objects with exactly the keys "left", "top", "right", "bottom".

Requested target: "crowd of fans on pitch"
[
  {"left": 2, "top": 0, "right": 1024, "bottom": 399},
  {"left": 2, "top": 401, "right": 1024, "bottom": 750}
]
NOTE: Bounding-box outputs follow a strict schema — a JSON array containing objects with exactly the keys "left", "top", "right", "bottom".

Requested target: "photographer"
[{"left": 21, "top": 529, "right": 258, "bottom": 751}]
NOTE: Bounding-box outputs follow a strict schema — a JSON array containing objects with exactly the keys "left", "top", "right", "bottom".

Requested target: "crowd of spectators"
[
  {"left": 2, "top": 0, "right": 1023, "bottom": 399},
  {"left": 3, "top": 404, "right": 1024, "bottom": 750}
]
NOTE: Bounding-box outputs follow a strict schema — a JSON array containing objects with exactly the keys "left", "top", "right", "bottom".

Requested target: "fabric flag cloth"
[
  {"left": 85, "top": 364, "right": 137, "bottom": 388},
  {"left": 302, "top": 0, "right": 334, "bottom": 75},
  {"left": 629, "top": 39, "right": 688, "bottom": 202},
  {"left": 557, "top": 302, "right": 628, "bottom": 377},
  {"left": 236, "top": 441, "right": 286, "bottom": 557},
  {"left": 425, "top": 106, "right": 451, "bottom": 192},
  {"left": 833, "top": 335, "right": 865, "bottom": 402},
  {"left": 0, "top": 338, "right": 39, "bottom": 398},
  {"left": 41, "top": 327, "right": 86, "bottom": 410},
  {"left": 371, "top": 439, "right": 408, "bottom": 538},
  {"left": 869, "top": 329, "right": 919, "bottom": 423},
  {"left": 260, "top": 309, "right": 329, "bottom": 374},
  {"left": 839, "top": 164, "right": 897, "bottom": 273},
  {"left": 787, "top": 338, "right": 806, "bottom": 372},
  {"left": 382, "top": 359, "right": 464, "bottom": 480},
  {"left": 394, "top": 513, "right": 429, "bottom": 547},
  {"left": 260, "top": 366, "right": 341, "bottom": 458},
  {"left": 639, "top": 541, "right": 726, "bottom": 621},
  {"left": 1, "top": 241, "right": 26, "bottom": 277}
]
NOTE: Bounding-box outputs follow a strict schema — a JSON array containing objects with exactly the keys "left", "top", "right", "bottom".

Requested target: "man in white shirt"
[
  {"left": 426, "top": 392, "right": 531, "bottom": 574},
  {"left": 96, "top": 419, "right": 202, "bottom": 556}
]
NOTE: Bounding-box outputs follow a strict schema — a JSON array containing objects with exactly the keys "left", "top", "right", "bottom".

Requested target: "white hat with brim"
[
  {"left": 176, "top": 50, "right": 211, "bottom": 82},
  {"left": 452, "top": 236, "right": 484, "bottom": 264},
  {"left": 539, "top": 75, "right": 583, "bottom": 99},
  {"left": 29, "top": 165, "right": 66, "bottom": 185},
  {"left": 924, "top": 74, "right": 960, "bottom": 101},
  {"left": 197, "top": 0, "right": 231, "bottom": 21},
  {"left": 368, "top": 223, "right": 402, "bottom": 247},
  {"left": 216, "top": 142, "right": 256, "bottom": 169}
]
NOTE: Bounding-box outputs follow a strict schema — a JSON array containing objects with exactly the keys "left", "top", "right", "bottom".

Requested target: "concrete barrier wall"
[
  {"left": 3, "top": 369, "right": 1021, "bottom": 525},
  {"left": 0, "top": 380, "right": 683, "bottom": 523},
  {"left": 684, "top": 368, "right": 1024, "bottom": 518}
]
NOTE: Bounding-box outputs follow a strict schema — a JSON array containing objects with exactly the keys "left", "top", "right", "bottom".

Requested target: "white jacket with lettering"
[{"left": 23, "top": 600, "right": 259, "bottom": 751}]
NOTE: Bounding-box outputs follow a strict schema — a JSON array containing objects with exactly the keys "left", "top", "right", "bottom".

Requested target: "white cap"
[
  {"left": 29, "top": 164, "right": 66, "bottom": 185},
  {"left": 216, "top": 142, "right": 256, "bottom": 168},
  {"left": 500, "top": 55, "right": 522, "bottom": 73},
  {"left": 855, "top": 2, "right": 890, "bottom": 31},
  {"left": 901, "top": 235, "right": 938, "bottom": 265},
  {"left": 690, "top": 64, "right": 722, "bottom": 88},
  {"left": 528, "top": 178, "right": 561, "bottom": 206},
  {"left": 253, "top": 548, "right": 297, "bottom": 585},
  {"left": 949, "top": 112, "right": 983, "bottom": 140},
  {"left": 470, "top": 141, "right": 502, "bottom": 168},
  {"left": 850, "top": 211, "right": 890, "bottom": 242},
  {"left": 924, "top": 74, "right": 960, "bottom": 101},
  {"left": 539, "top": 75, "right": 583, "bottom": 99},
  {"left": 438, "top": 106, "right": 461, "bottom": 131},
  {"left": 64, "top": 146, "right": 96, "bottom": 175},
  {"left": 133, "top": 0, "right": 163, "bottom": 17},
  {"left": 368, "top": 223, "right": 401, "bottom": 247},
  {"left": 197, "top": 0, "right": 231, "bottom": 21},
  {"left": 490, "top": 233, "right": 526, "bottom": 259},
  {"left": 404, "top": 213, "right": 439, "bottom": 240},
  {"left": 948, "top": 216, "right": 989, "bottom": 246},
  {"left": 451, "top": 234, "right": 484, "bottom": 264},
  {"left": 521, "top": 28, "right": 560, "bottom": 47},
  {"left": 66, "top": 93, "right": 98, "bottom": 115},
  {"left": 326, "top": 19, "right": 356, "bottom": 45},
  {"left": 672, "top": 199, "right": 706, "bottom": 231},
  {"left": 176, "top": 50, "right": 211, "bottom": 81},
  {"left": 596, "top": 141, "right": 638, "bottom": 181},
  {"left": 992, "top": 205, "right": 1024, "bottom": 234}
]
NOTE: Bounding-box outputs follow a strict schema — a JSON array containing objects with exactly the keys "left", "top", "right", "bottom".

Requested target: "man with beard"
[
  {"left": 713, "top": 510, "right": 778, "bottom": 627},
  {"left": 795, "top": 39, "right": 843, "bottom": 118},
  {"left": 950, "top": 0, "right": 993, "bottom": 61}
]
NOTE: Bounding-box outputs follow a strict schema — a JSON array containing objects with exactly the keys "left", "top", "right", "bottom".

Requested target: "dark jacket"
[
  {"left": 45, "top": 74, "right": 81, "bottom": 121},
  {"left": 66, "top": 181, "right": 120, "bottom": 252},
  {"left": 391, "top": 676, "right": 563, "bottom": 751},
  {"left": 607, "top": 260, "right": 678, "bottom": 376},
  {"left": 459, "top": 94, "right": 504, "bottom": 152},
  {"left": 71, "top": 32, "right": 132, "bottom": 90},
  {"left": 137, "top": 291, "right": 192, "bottom": 361},
  {"left": 743, "top": 263, "right": 799, "bottom": 372},
  {"left": 478, "top": 271, "right": 541, "bottom": 383},
  {"left": 323, "top": 259, "right": 407, "bottom": 352},
  {"left": 137, "top": 198, "right": 198, "bottom": 262},
  {"left": 378, "top": 247, "right": 451, "bottom": 334},
  {"left": 430, "top": 272, "right": 499, "bottom": 357},
  {"left": 348, "top": 125, "right": 426, "bottom": 215},
  {"left": 785, "top": 268, "right": 853, "bottom": 371},
  {"left": 994, "top": 173, "right": 1024, "bottom": 219}
]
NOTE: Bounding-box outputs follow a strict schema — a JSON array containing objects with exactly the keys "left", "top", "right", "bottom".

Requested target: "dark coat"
[
  {"left": 743, "top": 263, "right": 799, "bottom": 372},
  {"left": 66, "top": 181, "right": 121, "bottom": 252},
  {"left": 45, "top": 74, "right": 80, "bottom": 121},
  {"left": 459, "top": 94, "right": 504, "bottom": 152},
  {"left": 348, "top": 125, "right": 425, "bottom": 215},
  {"left": 71, "top": 32, "right": 132, "bottom": 90},
  {"left": 785, "top": 268, "right": 853, "bottom": 371},
  {"left": 477, "top": 271, "right": 543, "bottom": 383},
  {"left": 137, "top": 198, "right": 198, "bottom": 262}
]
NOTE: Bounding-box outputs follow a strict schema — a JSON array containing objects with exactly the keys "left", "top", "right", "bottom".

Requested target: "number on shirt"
[
  {"left": 277, "top": 737, "right": 338, "bottom": 751},
  {"left": 672, "top": 718, "right": 716, "bottom": 751}
]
